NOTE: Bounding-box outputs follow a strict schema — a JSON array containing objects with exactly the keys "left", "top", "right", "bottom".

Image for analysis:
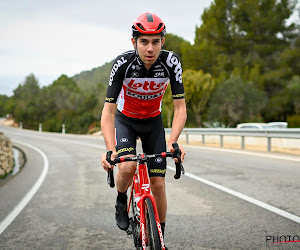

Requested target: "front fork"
[{"left": 128, "top": 163, "right": 165, "bottom": 250}]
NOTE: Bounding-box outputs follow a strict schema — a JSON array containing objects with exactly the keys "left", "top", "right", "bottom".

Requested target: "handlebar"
[
  {"left": 106, "top": 151, "right": 115, "bottom": 188},
  {"left": 172, "top": 143, "right": 185, "bottom": 179},
  {"left": 106, "top": 143, "right": 185, "bottom": 188}
]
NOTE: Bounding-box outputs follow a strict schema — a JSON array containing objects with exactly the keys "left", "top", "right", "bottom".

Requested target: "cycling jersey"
[{"left": 105, "top": 50, "right": 185, "bottom": 119}]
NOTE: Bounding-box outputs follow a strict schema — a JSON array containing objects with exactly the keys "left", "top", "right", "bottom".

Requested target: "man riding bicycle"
[{"left": 101, "top": 12, "right": 186, "bottom": 242}]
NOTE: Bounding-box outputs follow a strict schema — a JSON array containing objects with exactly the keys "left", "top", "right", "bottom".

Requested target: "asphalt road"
[{"left": 0, "top": 125, "right": 300, "bottom": 250}]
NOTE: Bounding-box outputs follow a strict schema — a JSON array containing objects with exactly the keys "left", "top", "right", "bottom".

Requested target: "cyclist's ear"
[
  {"left": 131, "top": 38, "right": 136, "bottom": 49},
  {"left": 161, "top": 37, "right": 165, "bottom": 47}
]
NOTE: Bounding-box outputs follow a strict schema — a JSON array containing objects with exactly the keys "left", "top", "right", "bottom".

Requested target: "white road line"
[
  {"left": 0, "top": 140, "right": 49, "bottom": 235},
  {"left": 2, "top": 130, "right": 106, "bottom": 150},
  {"left": 167, "top": 165, "right": 300, "bottom": 224}
]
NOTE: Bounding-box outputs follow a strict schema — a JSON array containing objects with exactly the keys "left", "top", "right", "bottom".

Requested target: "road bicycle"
[{"left": 106, "top": 143, "right": 185, "bottom": 250}]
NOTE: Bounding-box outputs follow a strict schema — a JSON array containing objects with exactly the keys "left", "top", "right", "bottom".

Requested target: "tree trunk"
[{"left": 195, "top": 113, "right": 202, "bottom": 127}]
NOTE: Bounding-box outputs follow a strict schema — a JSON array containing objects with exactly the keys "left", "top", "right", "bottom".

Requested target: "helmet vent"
[
  {"left": 137, "top": 23, "right": 145, "bottom": 31},
  {"left": 156, "top": 23, "right": 163, "bottom": 31},
  {"left": 146, "top": 13, "right": 154, "bottom": 22}
]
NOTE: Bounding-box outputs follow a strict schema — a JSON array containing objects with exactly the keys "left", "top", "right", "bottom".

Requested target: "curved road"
[{"left": 0, "top": 125, "right": 300, "bottom": 249}]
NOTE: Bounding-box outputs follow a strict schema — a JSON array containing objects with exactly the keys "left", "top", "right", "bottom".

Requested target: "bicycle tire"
[{"left": 145, "top": 197, "right": 162, "bottom": 250}]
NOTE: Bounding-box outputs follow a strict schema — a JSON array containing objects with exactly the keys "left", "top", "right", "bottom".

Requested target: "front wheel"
[{"left": 145, "top": 197, "right": 162, "bottom": 250}]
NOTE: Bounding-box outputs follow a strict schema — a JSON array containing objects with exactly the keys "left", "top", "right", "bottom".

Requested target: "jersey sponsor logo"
[
  {"left": 127, "top": 90, "right": 164, "bottom": 100},
  {"left": 105, "top": 97, "right": 115, "bottom": 102},
  {"left": 155, "top": 157, "right": 163, "bottom": 163},
  {"left": 149, "top": 169, "right": 166, "bottom": 174},
  {"left": 109, "top": 57, "right": 127, "bottom": 86},
  {"left": 117, "top": 147, "right": 134, "bottom": 154},
  {"left": 132, "top": 65, "right": 141, "bottom": 70},
  {"left": 166, "top": 52, "right": 183, "bottom": 83},
  {"left": 131, "top": 72, "right": 139, "bottom": 77},
  {"left": 172, "top": 93, "right": 185, "bottom": 98},
  {"left": 127, "top": 79, "right": 165, "bottom": 91},
  {"left": 154, "top": 72, "right": 165, "bottom": 77},
  {"left": 120, "top": 138, "right": 128, "bottom": 143}
]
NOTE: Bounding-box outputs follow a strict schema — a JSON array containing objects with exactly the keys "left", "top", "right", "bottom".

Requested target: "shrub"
[{"left": 287, "top": 115, "right": 300, "bottom": 128}]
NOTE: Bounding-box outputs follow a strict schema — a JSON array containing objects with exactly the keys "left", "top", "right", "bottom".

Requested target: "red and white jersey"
[{"left": 105, "top": 50, "right": 185, "bottom": 119}]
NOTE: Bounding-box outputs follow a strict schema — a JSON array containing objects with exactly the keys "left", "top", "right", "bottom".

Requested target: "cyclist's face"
[{"left": 132, "top": 35, "right": 165, "bottom": 69}]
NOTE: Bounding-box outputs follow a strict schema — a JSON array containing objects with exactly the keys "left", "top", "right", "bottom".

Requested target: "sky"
[{"left": 0, "top": 0, "right": 214, "bottom": 96}]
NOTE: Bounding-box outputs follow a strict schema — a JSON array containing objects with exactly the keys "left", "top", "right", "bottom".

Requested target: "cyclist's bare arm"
[
  {"left": 168, "top": 98, "right": 187, "bottom": 162},
  {"left": 101, "top": 102, "right": 118, "bottom": 171}
]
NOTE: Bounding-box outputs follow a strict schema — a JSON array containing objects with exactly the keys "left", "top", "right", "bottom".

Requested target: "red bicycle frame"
[
  {"left": 127, "top": 154, "right": 165, "bottom": 250},
  {"left": 106, "top": 143, "right": 184, "bottom": 249}
]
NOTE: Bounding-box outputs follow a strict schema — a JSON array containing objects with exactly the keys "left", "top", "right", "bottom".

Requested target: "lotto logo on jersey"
[
  {"left": 166, "top": 52, "right": 183, "bottom": 83},
  {"left": 126, "top": 79, "right": 167, "bottom": 92}
]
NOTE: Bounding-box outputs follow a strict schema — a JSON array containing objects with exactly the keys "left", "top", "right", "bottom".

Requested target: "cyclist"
[{"left": 100, "top": 12, "right": 186, "bottom": 241}]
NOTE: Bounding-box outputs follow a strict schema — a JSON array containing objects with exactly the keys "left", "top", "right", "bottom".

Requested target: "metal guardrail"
[{"left": 165, "top": 128, "right": 300, "bottom": 152}]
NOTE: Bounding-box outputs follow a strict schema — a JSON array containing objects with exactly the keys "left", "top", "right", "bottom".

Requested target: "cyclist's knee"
[
  {"left": 118, "top": 157, "right": 136, "bottom": 177},
  {"left": 150, "top": 177, "right": 166, "bottom": 193}
]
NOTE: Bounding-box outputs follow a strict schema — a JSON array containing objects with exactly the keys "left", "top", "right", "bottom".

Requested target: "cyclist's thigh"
[
  {"left": 115, "top": 113, "right": 137, "bottom": 157},
  {"left": 140, "top": 117, "right": 166, "bottom": 177}
]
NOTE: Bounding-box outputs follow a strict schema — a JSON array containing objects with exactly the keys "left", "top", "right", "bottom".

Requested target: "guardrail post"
[
  {"left": 267, "top": 137, "right": 271, "bottom": 152},
  {"left": 186, "top": 133, "right": 189, "bottom": 144},
  {"left": 202, "top": 134, "right": 205, "bottom": 145},
  {"left": 39, "top": 123, "right": 42, "bottom": 132},
  {"left": 241, "top": 136, "right": 245, "bottom": 149},
  {"left": 220, "top": 135, "right": 223, "bottom": 147},
  {"left": 62, "top": 124, "right": 65, "bottom": 134},
  {"left": 20, "top": 122, "right": 22, "bottom": 129}
]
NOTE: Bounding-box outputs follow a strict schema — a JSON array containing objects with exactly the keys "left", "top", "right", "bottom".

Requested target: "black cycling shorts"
[{"left": 115, "top": 110, "right": 167, "bottom": 177}]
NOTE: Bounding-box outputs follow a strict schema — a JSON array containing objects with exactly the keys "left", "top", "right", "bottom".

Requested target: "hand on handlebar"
[
  {"left": 168, "top": 142, "right": 185, "bottom": 163},
  {"left": 102, "top": 151, "right": 118, "bottom": 188},
  {"left": 101, "top": 151, "right": 118, "bottom": 172},
  {"left": 169, "top": 142, "right": 185, "bottom": 179}
]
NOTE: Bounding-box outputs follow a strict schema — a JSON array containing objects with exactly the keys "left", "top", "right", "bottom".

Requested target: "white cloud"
[{"left": 1, "top": 18, "right": 133, "bottom": 74}]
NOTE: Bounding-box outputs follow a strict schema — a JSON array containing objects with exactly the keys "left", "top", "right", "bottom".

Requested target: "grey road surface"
[{"left": 0, "top": 125, "right": 300, "bottom": 250}]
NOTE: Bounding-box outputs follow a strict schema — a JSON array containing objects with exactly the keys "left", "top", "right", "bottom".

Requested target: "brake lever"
[
  {"left": 180, "top": 163, "right": 185, "bottom": 175},
  {"left": 172, "top": 143, "right": 185, "bottom": 179},
  {"left": 106, "top": 151, "right": 115, "bottom": 188}
]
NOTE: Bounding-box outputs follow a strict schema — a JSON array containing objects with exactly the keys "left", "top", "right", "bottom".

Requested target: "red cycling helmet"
[{"left": 132, "top": 13, "right": 166, "bottom": 38}]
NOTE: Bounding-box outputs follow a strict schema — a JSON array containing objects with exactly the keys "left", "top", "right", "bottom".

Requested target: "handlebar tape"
[
  {"left": 172, "top": 143, "right": 185, "bottom": 179},
  {"left": 106, "top": 151, "right": 115, "bottom": 188}
]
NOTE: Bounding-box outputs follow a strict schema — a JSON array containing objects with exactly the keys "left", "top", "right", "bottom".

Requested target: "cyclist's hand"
[
  {"left": 101, "top": 151, "right": 117, "bottom": 172},
  {"left": 168, "top": 143, "right": 185, "bottom": 163}
]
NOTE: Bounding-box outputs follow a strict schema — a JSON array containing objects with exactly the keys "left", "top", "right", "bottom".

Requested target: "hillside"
[
  {"left": 72, "top": 60, "right": 113, "bottom": 92},
  {"left": 71, "top": 33, "right": 185, "bottom": 93}
]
